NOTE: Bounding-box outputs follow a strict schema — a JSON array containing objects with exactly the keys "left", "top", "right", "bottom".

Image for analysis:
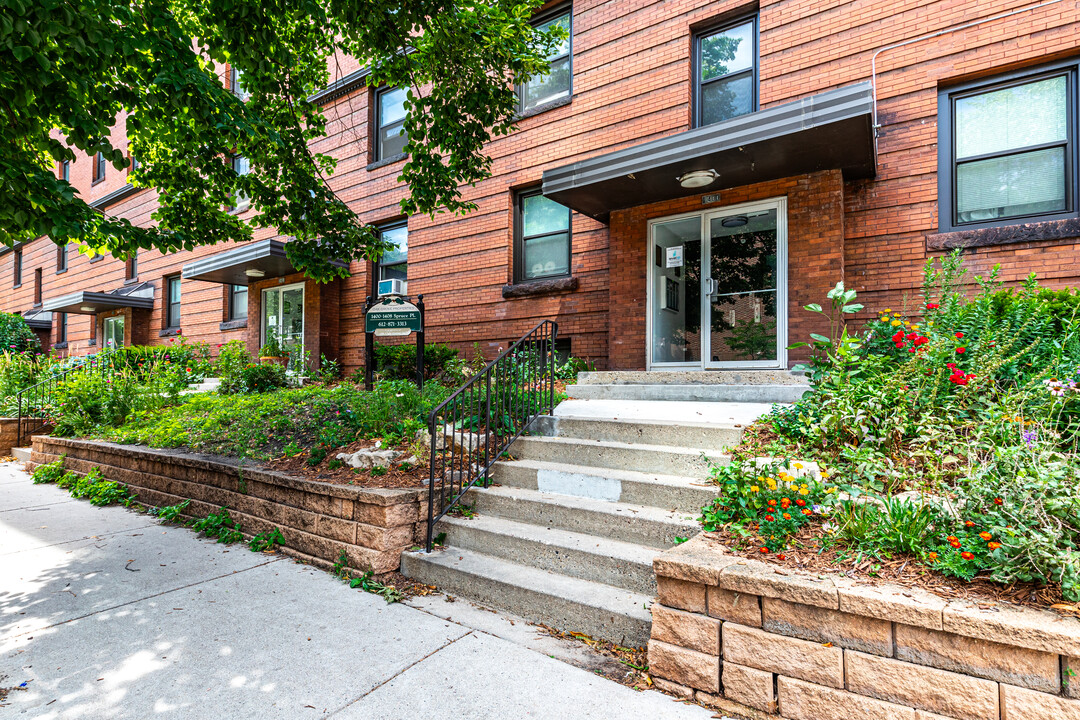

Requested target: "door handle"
[{"left": 705, "top": 278, "right": 718, "bottom": 298}]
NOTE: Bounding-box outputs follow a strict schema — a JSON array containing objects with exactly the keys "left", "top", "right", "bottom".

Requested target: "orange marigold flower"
[
  {"left": 801, "top": 508, "right": 812, "bottom": 516},
  {"left": 964, "top": 520, "right": 975, "bottom": 528},
  {"left": 759, "top": 547, "right": 769, "bottom": 554},
  {"left": 947, "top": 535, "right": 959, "bottom": 543},
  {"left": 777, "top": 553, "right": 787, "bottom": 561},
  {"left": 927, "top": 552, "right": 938, "bottom": 562},
  {"left": 795, "top": 499, "right": 806, "bottom": 507},
  {"left": 979, "top": 532, "right": 992, "bottom": 541},
  {"left": 767, "top": 499, "right": 777, "bottom": 506},
  {"left": 961, "top": 551, "right": 975, "bottom": 560},
  {"left": 780, "top": 498, "right": 791, "bottom": 509},
  {"left": 782, "top": 513, "right": 792, "bottom": 520},
  {"left": 994, "top": 497, "right": 1004, "bottom": 505},
  {"left": 988, "top": 542, "right": 1002, "bottom": 550}
]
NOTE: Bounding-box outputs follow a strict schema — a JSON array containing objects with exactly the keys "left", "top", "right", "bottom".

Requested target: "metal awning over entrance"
[
  {"left": 542, "top": 82, "right": 877, "bottom": 221},
  {"left": 21, "top": 308, "right": 53, "bottom": 329},
  {"left": 41, "top": 283, "right": 155, "bottom": 315},
  {"left": 181, "top": 239, "right": 347, "bottom": 285}
]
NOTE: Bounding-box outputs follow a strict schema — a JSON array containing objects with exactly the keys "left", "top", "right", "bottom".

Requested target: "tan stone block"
[
  {"left": 896, "top": 623, "right": 1059, "bottom": 692},
  {"left": 347, "top": 545, "right": 399, "bottom": 574},
  {"left": 845, "top": 650, "right": 999, "bottom": 720},
  {"left": 762, "top": 597, "right": 892, "bottom": 655},
  {"left": 1000, "top": 683, "right": 1080, "bottom": 720},
  {"left": 354, "top": 501, "right": 418, "bottom": 527},
  {"left": 329, "top": 497, "right": 354, "bottom": 520},
  {"left": 651, "top": 604, "right": 720, "bottom": 655},
  {"left": 355, "top": 522, "right": 414, "bottom": 552},
  {"left": 915, "top": 712, "right": 966, "bottom": 720},
  {"left": 722, "top": 623, "right": 843, "bottom": 688},
  {"left": 1065, "top": 657, "right": 1080, "bottom": 699},
  {"left": 944, "top": 600, "right": 1080, "bottom": 656},
  {"left": 647, "top": 639, "right": 720, "bottom": 693},
  {"left": 777, "top": 676, "right": 916, "bottom": 720},
  {"left": 717, "top": 561, "right": 838, "bottom": 610},
  {"left": 837, "top": 580, "right": 946, "bottom": 630},
  {"left": 696, "top": 689, "right": 775, "bottom": 719},
  {"left": 723, "top": 662, "right": 776, "bottom": 713},
  {"left": 653, "top": 534, "right": 740, "bottom": 584},
  {"left": 651, "top": 677, "right": 693, "bottom": 700},
  {"left": 657, "top": 576, "right": 706, "bottom": 613},
  {"left": 707, "top": 586, "right": 762, "bottom": 627},
  {"left": 316, "top": 515, "right": 356, "bottom": 544}
]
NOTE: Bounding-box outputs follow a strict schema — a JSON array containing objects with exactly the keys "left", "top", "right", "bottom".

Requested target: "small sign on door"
[{"left": 665, "top": 246, "right": 683, "bottom": 268}]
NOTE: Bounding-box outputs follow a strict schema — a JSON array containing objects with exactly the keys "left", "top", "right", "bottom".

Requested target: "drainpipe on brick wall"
[{"left": 870, "top": 0, "right": 1064, "bottom": 143}]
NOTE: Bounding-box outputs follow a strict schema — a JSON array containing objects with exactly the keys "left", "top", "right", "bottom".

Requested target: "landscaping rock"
[{"left": 337, "top": 447, "right": 402, "bottom": 469}]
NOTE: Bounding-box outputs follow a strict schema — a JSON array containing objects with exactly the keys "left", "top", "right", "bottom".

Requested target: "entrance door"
[
  {"left": 103, "top": 315, "right": 125, "bottom": 349},
  {"left": 648, "top": 198, "right": 786, "bottom": 369},
  {"left": 262, "top": 283, "right": 305, "bottom": 363}
]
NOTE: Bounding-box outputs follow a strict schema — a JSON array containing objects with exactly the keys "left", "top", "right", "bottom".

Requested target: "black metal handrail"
[
  {"left": 425, "top": 320, "right": 558, "bottom": 551},
  {"left": 15, "top": 355, "right": 105, "bottom": 446}
]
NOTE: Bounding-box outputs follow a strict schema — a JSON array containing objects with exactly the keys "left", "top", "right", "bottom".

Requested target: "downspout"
[{"left": 870, "top": 0, "right": 1065, "bottom": 142}]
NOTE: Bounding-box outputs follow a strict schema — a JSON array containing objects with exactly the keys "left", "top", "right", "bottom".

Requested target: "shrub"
[
  {"left": 191, "top": 507, "right": 244, "bottom": 543},
  {"left": 374, "top": 341, "right": 458, "bottom": 381},
  {"left": 215, "top": 340, "right": 252, "bottom": 394},
  {"left": 239, "top": 362, "right": 288, "bottom": 393},
  {"left": 0, "top": 312, "right": 40, "bottom": 354}
]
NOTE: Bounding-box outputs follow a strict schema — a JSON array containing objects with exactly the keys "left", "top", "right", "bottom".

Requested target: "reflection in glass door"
[
  {"left": 650, "top": 217, "right": 702, "bottom": 365},
  {"left": 706, "top": 207, "right": 780, "bottom": 367},
  {"left": 262, "top": 283, "right": 305, "bottom": 366},
  {"left": 103, "top": 315, "right": 125, "bottom": 349}
]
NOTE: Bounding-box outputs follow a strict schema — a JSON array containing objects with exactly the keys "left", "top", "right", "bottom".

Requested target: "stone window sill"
[
  {"left": 516, "top": 94, "right": 572, "bottom": 121},
  {"left": 502, "top": 276, "right": 578, "bottom": 299},
  {"left": 219, "top": 319, "right": 248, "bottom": 331},
  {"left": 367, "top": 153, "right": 407, "bottom": 172},
  {"left": 927, "top": 217, "right": 1080, "bottom": 251},
  {"left": 159, "top": 327, "right": 182, "bottom": 338},
  {"left": 53, "top": 341, "right": 68, "bottom": 350},
  {"left": 56, "top": 268, "right": 67, "bottom": 275}
]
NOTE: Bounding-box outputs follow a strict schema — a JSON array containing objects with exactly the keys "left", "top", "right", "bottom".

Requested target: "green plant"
[
  {"left": 332, "top": 550, "right": 404, "bottom": 602},
  {"left": 259, "top": 330, "right": 284, "bottom": 359},
  {"left": 35, "top": 460, "right": 136, "bottom": 506},
  {"left": 248, "top": 528, "right": 285, "bottom": 552},
  {"left": 191, "top": 507, "right": 244, "bottom": 544},
  {"left": 31, "top": 456, "right": 68, "bottom": 484},
  {"left": 151, "top": 499, "right": 191, "bottom": 524},
  {"left": 374, "top": 341, "right": 459, "bottom": 381},
  {"left": 0, "top": 312, "right": 40, "bottom": 354},
  {"left": 239, "top": 362, "right": 288, "bottom": 393},
  {"left": 316, "top": 354, "right": 341, "bottom": 383},
  {"left": 791, "top": 281, "right": 864, "bottom": 386},
  {"left": 368, "top": 465, "right": 388, "bottom": 476},
  {"left": 216, "top": 340, "right": 253, "bottom": 394}
]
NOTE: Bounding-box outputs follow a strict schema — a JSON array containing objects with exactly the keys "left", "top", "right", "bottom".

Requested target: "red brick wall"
[{"left": 4, "top": 0, "right": 1080, "bottom": 373}]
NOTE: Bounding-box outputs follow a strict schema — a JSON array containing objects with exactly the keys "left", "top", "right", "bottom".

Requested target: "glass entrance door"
[
  {"left": 648, "top": 199, "right": 786, "bottom": 369},
  {"left": 103, "top": 315, "right": 125, "bottom": 349},
  {"left": 262, "top": 283, "right": 305, "bottom": 363}
]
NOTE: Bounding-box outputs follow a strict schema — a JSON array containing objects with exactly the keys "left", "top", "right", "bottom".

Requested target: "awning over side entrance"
[
  {"left": 41, "top": 282, "right": 155, "bottom": 315},
  {"left": 542, "top": 82, "right": 877, "bottom": 221},
  {"left": 181, "top": 239, "right": 347, "bottom": 285},
  {"left": 21, "top": 308, "right": 53, "bottom": 329}
]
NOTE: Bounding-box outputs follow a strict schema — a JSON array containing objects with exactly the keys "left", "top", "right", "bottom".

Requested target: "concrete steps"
[
  {"left": 400, "top": 547, "right": 654, "bottom": 648},
  {"left": 537, "top": 415, "right": 743, "bottom": 450},
  {"left": 434, "top": 514, "right": 658, "bottom": 595},
  {"left": 10, "top": 447, "right": 31, "bottom": 462},
  {"left": 568, "top": 382, "right": 809, "bottom": 404},
  {"left": 508, "top": 435, "right": 723, "bottom": 476},
  {"left": 490, "top": 459, "right": 719, "bottom": 514}
]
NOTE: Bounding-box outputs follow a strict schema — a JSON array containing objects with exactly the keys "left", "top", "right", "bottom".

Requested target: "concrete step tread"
[
  {"left": 513, "top": 434, "right": 724, "bottom": 459},
  {"left": 438, "top": 513, "right": 661, "bottom": 567},
  {"left": 404, "top": 546, "right": 654, "bottom": 624},
  {"left": 577, "top": 370, "right": 809, "bottom": 386},
  {"left": 493, "top": 458, "right": 717, "bottom": 493},
  {"left": 551, "top": 398, "right": 771, "bottom": 426},
  {"left": 469, "top": 484, "right": 701, "bottom": 533}
]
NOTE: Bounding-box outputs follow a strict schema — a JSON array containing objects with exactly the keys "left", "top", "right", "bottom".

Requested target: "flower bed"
[{"left": 700, "top": 253, "right": 1080, "bottom": 605}]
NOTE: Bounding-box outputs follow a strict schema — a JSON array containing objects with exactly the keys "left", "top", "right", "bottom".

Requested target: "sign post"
[{"left": 363, "top": 295, "right": 426, "bottom": 391}]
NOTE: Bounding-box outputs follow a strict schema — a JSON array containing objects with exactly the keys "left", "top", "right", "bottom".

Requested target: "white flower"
[{"left": 822, "top": 522, "right": 838, "bottom": 535}]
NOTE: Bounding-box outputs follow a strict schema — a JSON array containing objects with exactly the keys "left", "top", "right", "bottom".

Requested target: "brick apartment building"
[{"left": 4, "top": 0, "right": 1080, "bottom": 374}]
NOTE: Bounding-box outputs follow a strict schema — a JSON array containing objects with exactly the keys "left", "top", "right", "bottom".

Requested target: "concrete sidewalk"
[{"left": 0, "top": 461, "right": 715, "bottom": 719}]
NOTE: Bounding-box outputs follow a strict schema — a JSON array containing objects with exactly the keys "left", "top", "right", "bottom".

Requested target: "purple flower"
[{"left": 1022, "top": 430, "right": 1037, "bottom": 448}]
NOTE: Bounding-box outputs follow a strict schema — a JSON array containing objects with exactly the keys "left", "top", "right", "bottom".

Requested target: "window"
[
  {"left": 59, "top": 160, "right": 70, "bottom": 181},
  {"left": 126, "top": 252, "right": 138, "bottom": 281},
  {"left": 694, "top": 16, "right": 758, "bottom": 127},
  {"left": 103, "top": 315, "right": 124, "bottom": 348},
  {"left": 92, "top": 151, "right": 106, "bottom": 183},
  {"left": 375, "top": 87, "right": 408, "bottom": 161},
  {"left": 166, "top": 275, "right": 182, "bottom": 328},
  {"left": 519, "top": 6, "right": 572, "bottom": 113},
  {"left": 34, "top": 268, "right": 42, "bottom": 305},
  {"left": 57, "top": 242, "right": 68, "bottom": 272},
  {"left": 514, "top": 189, "right": 571, "bottom": 282},
  {"left": 231, "top": 66, "right": 249, "bottom": 101},
  {"left": 231, "top": 155, "right": 250, "bottom": 211},
  {"left": 13, "top": 248, "right": 21, "bottom": 287},
  {"left": 940, "top": 62, "right": 1076, "bottom": 231},
  {"left": 128, "top": 146, "right": 139, "bottom": 174},
  {"left": 229, "top": 284, "right": 248, "bottom": 320},
  {"left": 56, "top": 312, "right": 67, "bottom": 344},
  {"left": 376, "top": 222, "right": 408, "bottom": 288}
]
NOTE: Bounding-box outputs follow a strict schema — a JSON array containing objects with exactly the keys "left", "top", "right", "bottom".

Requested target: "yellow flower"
[
  {"left": 911, "top": 324, "right": 919, "bottom": 330},
  {"left": 825, "top": 487, "right": 837, "bottom": 494},
  {"left": 749, "top": 485, "right": 759, "bottom": 493},
  {"left": 766, "top": 479, "right": 777, "bottom": 490},
  {"left": 793, "top": 462, "right": 804, "bottom": 470},
  {"left": 757, "top": 476, "right": 766, "bottom": 483},
  {"left": 893, "top": 313, "right": 901, "bottom": 318},
  {"left": 820, "top": 470, "right": 830, "bottom": 478},
  {"left": 799, "top": 487, "right": 810, "bottom": 496},
  {"left": 891, "top": 320, "right": 901, "bottom": 327},
  {"left": 884, "top": 308, "right": 892, "bottom": 312}
]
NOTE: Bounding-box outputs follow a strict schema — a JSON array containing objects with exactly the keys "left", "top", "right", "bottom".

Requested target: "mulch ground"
[
  {"left": 266, "top": 437, "right": 432, "bottom": 489},
  {"left": 710, "top": 526, "right": 1075, "bottom": 614}
]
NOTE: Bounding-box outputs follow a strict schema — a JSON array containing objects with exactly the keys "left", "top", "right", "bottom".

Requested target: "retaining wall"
[
  {"left": 29, "top": 436, "right": 425, "bottom": 574},
  {"left": 649, "top": 535, "right": 1080, "bottom": 720},
  {"left": 1, "top": 418, "right": 50, "bottom": 456}
]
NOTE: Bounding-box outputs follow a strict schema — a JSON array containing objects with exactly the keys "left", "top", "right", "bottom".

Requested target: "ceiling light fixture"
[
  {"left": 721, "top": 215, "right": 748, "bottom": 228},
  {"left": 245, "top": 268, "right": 266, "bottom": 278},
  {"left": 80, "top": 306, "right": 95, "bottom": 312},
  {"left": 677, "top": 169, "right": 719, "bottom": 189}
]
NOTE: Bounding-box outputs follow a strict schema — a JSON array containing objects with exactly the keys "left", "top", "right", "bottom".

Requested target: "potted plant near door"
[{"left": 259, "top": 331, "right": 288, "bottom": 368}]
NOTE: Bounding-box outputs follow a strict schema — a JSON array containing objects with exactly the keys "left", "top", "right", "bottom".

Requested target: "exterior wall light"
[
  {"left": 245, "top": 268, "right": 265, "bottom": 278},
  {"left": 677, "top": 169, "right": 719, "bottom": 188}
]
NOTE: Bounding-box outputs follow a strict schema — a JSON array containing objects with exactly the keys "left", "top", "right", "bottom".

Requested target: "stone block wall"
[
  {"left": 649, "top": 535, "right": 1080, "bottom": 720},
  {"left": 1, "top": 418, "right": 52, "bottom": 455},
  {"left": 29, "top": 435, "right": 425, "bottom": 574}
]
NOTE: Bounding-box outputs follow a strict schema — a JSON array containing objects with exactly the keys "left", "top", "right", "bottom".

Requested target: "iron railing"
[
  {"left": 425, "top": 320, "right": 558, "bottom": 551},
  {"left": 15, "top": 356, "right": 104, "bottom": 446}
]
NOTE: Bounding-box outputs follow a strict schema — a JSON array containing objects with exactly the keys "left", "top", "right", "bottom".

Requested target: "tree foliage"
[{"left": 0, "top": 0, "right": 561, "bottom": 280}]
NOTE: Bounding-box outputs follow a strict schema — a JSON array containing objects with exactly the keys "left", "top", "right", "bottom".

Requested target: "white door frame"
[
  {"left": 261, "top": 281, "right": 306, "bottom": 351},
  {"left": 645, "top": 196, "right": 787, "bottom": 371}
]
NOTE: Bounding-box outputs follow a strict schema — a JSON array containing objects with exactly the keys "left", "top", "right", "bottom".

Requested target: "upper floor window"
[
  {"left": 59, "top": 160, "right": 70, "bottom": 181},
  {"left": 377, "top": 222, "right": 408, "bottom": 289},
  {"left": 231, "top": 155, "right": 250, "bottom": 212},
  {"left": 56, "top": 312, "right": 67, "bottom": 344},
  {"left": 375, "top": 87, "right": 408, "bottom": 161},
  {"left": 128, "top": 145, "right": 139, "bottom": 174},
  {"left": 229, "top": 284, "right": 248, "bottom": 320},
  {"left": 57, "top": 242, "right": 68, "bottom": 272},
  {"left": 695, "top": 17, "right": 758, "bottom": 127},
  {"left": 166, "top": 275, "right": 182, "bottom": 328},
  {"left": 92, "top": 151, "right": 106, "bottom": 184},
  {"left": 34, "top": 268, "right": 42, "bottom": 305},
  {"left": 514, "top": 188, "right": 570, "bottom": 282},
  {"left": 519, "top": 6, "right": 572, "bottom": 113},
  {"left": 939, "top": 62, "right": 1076, "bottom": 232},
  {"left": 13, "top": 248, "right": 21, "bottom": 287},
  {"left": 231, "top": 66, "right": 249, "bottom": 101},
  {"left": 126, "top": 252, "right": 138, "bottom": 281}
]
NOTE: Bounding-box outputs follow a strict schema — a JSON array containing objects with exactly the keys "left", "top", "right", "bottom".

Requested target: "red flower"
[
  {"left": 780, "top": 498, "right": 791, "bottom": 509},
  {"left": 994, "top": 497, "right": 1004, "bottom": 506},
  {"left": 955, "top": 332, "right": 964, "bottom": 339},
  {"left": 947, "top": 363, "right": 957, "bottom": 369},
  {"left": 961, "top": 551, "right": 975, "bottom": 560},
  {"left": 801, "top": 508, "right": 812, "bottom": 516},
  {"left": 979, "top": 532, "right": 992, "bottom": 541},
  {"left": 956, "top": 347, "right": 966, "bottom": 354},
  {"left": 795, "top": 499, "right": 806, "bottom": 507},
  {"left": 782, "top": 513, "right": 791, "bottom": 520},
  {"left": 759, "top": 547, "right": 769, "bottom": 554},
  {"left": 892, "top": 331, "right": 905, "bottom": 343},
  {"left": 765, "top": 514, "right": 775, "bottom": 522},
  {"left": 927, "top": 551, "right": 938, "bottom": 561},
  {"left": 964, "top": 520, "right": 975, "bottom": 528},
  {"left": 777, "top": 553, "right": 787, "bottom": 560},
  {"left": 767, "top": 499, "right": 777, "bottom": 507},
  {"left": 926, "top": 303, "right": 940, "bottom": 310}
]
